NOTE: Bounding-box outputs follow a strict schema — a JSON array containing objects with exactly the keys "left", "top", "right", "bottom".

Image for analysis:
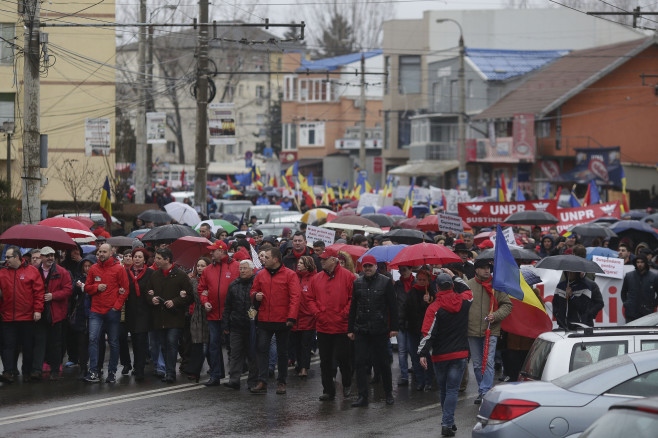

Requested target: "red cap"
[
  {"left": 247, "top": 238, "right": 256, "bottom": 247},
  {"left": 361, "top": 255, "right": 377, "bottom": 266},
  {"left": 478, "top": 239, "right": 494, "bottom": 249},
  {"left": 207, "top": 240, "right": 228, "bottom": 251},
  {"left": 319, "top": 247, "right": 338, "bottom": 259}
]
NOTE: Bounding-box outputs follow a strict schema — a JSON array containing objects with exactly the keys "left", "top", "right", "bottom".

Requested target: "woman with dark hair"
[
  {"left": 183, "top": 257, "right": 211, "bottom": 382},
  {"left": 291, "top": 255, "right": 317, "bottom": 377},
  {"left": 124, "top": 247, "right": 153, "bottom": 381}
]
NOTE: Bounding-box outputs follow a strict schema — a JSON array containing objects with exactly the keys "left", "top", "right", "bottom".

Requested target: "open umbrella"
[
  {"left": 107, "top": 236, "right": 135, "bottom": 247},
  {"left": 416, "top": 215, "right": 470, "bottom": 233},
  {"left": 325, "top": 243, "right": 368, "bottom": 262},
  {"left": 223, "top": 189, "right": 243, "bottom": 198},
  {"left": 476, "top": 247, "right": 540, "bottom": 261},
  {"left": 357, "top": 244, "right": 407, "bottom": 263},
  {"left": 359, "top": 206, "right": 376, "bottom": 215},
  {"left": 503, "top": 210, "right": 559, "bottom": 225},
  {"left": 194, "top": 219, "right": 237, "bottom": 234},
  {"left": 395, "top": 217, "right": 421, "bottom": 229},
  {"left": 164, "top": 202, "right": 201, "bottom": 227},
  {"left": 138, "top": 209, "right": 173, "bottom": 225},
  {"left": 69, "top": 216, "right": 95, "bottom": 228},
  {"left": 221, "top": 214, "right": 241, "bottom": 224},
  {"left": 534, "top": 255, "right": 605, "bottom": 273},
  {"left": 608, "top": 220, "right": 658, "bottom": 247},
  {"left": 591, "top": 217, "right": 619, "bottom": 226},
  {"left": 586, "top": 247, "right": 618, "bottom": 261},
  {"left": 570, "top": 223, "right": 617, "bottom": 238},
  {"left": 622, "top": 209, "right": 648, "bottom": 220},
  {"left": 337, "top": 208, "right": 358, "bottom": 217},
  {"left": 323, "top": 216, "right": 382, "bottom": 234},
  {"left": 474, "top": 231, "right": 495, "bottom": 245},
  {"left": 377, "top": 206, "right": 404, "bottom": 216},
  {"left": 0, "top": 224, "right": 77, "bottom": 250},
  {"left": 361, "top": 214, "right": 396, "bottom": 228},
  {"left": 300, "top": 208, "right": 337, "bottom": 224},
  {"left": 383, "top": 229, "right": 432, "bottom": 245},
  {"left": 128, "top": 228, "right": 151, "bottom": 238},
  {"left": 38, "top": 217, "right": 96, "bottom": 243},
  {"left": 389, "top": 243, "right": 461, "bottom": 268},
  {"left": 141, "top": 224, "right": 199, "bottom": 244},
  {"left": 642, "top": 213, "right": 658, "bottom": 228},
  {"left": 169, "top": 236, "right": 212, "bottom": 269}
]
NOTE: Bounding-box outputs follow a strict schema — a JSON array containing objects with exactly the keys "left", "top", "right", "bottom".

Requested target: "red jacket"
[
  {"left": 292, "top": 270, "right": 316, "bottom": 331},
  {"left": 250, "top": 265, "right": 301, "bottom": 324},
  {"left": 85, "top": 257, "right": 129, "bottom": 314},
  {"left": 0, "top": 262, "right": 45, "bottom": 321},
  {"left": 39, "top": 263, "right": 72, "bottom": 324},
  {"left": 308, "top": 264, "right": 355, "bottom": 334},
  {"left": 198, "top": 257, "right": 240, "bottom": 320}
]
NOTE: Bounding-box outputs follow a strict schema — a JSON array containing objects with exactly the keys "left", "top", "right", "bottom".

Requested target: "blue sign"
[{"left": 263, "top": 148, "right": 273, "bottom": 158}]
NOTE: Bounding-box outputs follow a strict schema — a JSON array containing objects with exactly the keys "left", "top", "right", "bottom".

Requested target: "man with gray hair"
[{"left": 222, "top": 259, "right": 258, "bottom": 390}]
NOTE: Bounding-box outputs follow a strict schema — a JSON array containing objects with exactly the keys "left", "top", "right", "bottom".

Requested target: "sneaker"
[
  {"left": 474, "top": 393, "right": 484, "bottom": 405},
  {"left": 121, "top": 365, "right": 132, "bottom": 376},
  {"left": 84, "top": 372, "right": 100, "bottom": 383},
  {"left": 105, "top": 372, "right": 116, "bottom": 384},
  {"left": 65, "top": 361, "right": 76, "bottom": 368},
  {"left": 441, "top": 426, "right": 456, "bottom": 437}
]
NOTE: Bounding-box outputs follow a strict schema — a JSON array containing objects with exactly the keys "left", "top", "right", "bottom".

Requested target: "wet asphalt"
[{"left": 0, "top": 353, "right": 485, "bottom": 437}]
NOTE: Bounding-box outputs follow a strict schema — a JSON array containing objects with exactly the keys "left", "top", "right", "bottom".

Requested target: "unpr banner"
[{"left": 458, "top": 200, "right": 558, "bottom": 225}]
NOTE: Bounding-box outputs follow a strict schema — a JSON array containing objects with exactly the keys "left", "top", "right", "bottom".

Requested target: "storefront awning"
[{"left": 389, "top": 160, "right": 459, "bottom": 177}]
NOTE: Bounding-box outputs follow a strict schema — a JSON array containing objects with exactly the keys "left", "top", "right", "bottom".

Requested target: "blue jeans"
[
  {"left": 468, "top": 335, "right": 498, "bottom": 395},
  {"left": 88, "top": 310, "right": 120, "bottom": 374},
  {"left": 155, "top": 328, "right": 183, "bottom": 379},
  {"left": 208, "top": 320, "right": 225, "bottom": 379},
  {"left": 433, "top": 358, "right": 467, "bottom": 428},
  {"left": 396, "top": 330, "right": 409, "bottom": 380},
  {"left": 148, "top": 331, "right": 165, "bottom": 374}
]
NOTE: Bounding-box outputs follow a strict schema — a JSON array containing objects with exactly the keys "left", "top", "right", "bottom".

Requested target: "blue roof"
[
  {"left": 297, "top": 50, "right": 383, "bottom": 72},
  {"left": 466, "top": 48, "right": 569, "bottom": 81}
]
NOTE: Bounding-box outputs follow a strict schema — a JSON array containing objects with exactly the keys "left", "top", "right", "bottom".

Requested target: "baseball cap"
[
  {"left": 207, "top": 241, "right": 228, "bottom": 251},
  {"left": 361, "top": 255, "right": 377, "bottom": 266},
  {"left": 319, "top": 247, "right": 338, "bottom": 259},
  {"left": 40, "top": 246, "right": 56, "bottom": 255},
  {"left": 435, "top": 273, "right": 453, "bottom": 290}
]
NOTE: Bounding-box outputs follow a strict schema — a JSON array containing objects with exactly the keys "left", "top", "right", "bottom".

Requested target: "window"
[
  {"left": 398, "top": 55, "right": 421, "bottom": 94},
  {"left": 299, "top": 79, "right": 332, "bottom": 102},
  {"left": 0, "top": 23, "right": 14, "bottom": 65},
  {"left": 166, "top": 141, "right": 176, "bottom": 154},
  {"left": 432, "top": 82, "right": 441, "bottom": 111},
  {"left": 569, "top": 341, "right": 628, "bottom": 372},
  {"left": 520, "top": 338, "right": 554, "bottom": 381},
  {"left": 256, "top": 114, "right": 265, "bottom": 126},
  {"left": 0, "top": 93, "right": 14, "bottom": 125},
  {"left": 225, "top": 85, "right": 235, "bottom": 101},
  {"left": 256, "top": 85, "right": 265, "bottom": 98},
  {"left": 608, "top": 370, "right": 658, "bottom": 397},
  {"left": 227, "top": 144, "right": 234, "bottom": 155},
  {"left": 239, "top": 85, "right": 243, "bottom": 98},
  {"left": 238, "top": 141, "right": 243, "bottom": 155},
  {"left": 282, "top": 123, "right": 297, "bottom": 150},
  {"left": 277, "top": 57, "right": 282, "bottom": 71},
  {"left": 284, "top": 76, "right": 297, "bottom": 101},
  {"left": 641, "top": 340, "right": 658, "bottom": 351},
  {"left": 299, "top": 122, "right": 324, "bottom": 147},
  {"left": 384, "top": 56, "right": 390, "bottom": 95},
  {"left": 398, "top": 113, "right": 411, "bottom": 149}
]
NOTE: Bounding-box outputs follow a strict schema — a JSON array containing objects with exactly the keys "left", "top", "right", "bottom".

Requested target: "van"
[
  {"left": 218, "top": 200, "right": 252, "bottom": 216},
  {"left": 245, "top": 205, "right": 283, "bottom": 225}
]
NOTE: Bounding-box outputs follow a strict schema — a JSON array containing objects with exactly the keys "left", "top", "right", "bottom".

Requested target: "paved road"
[{"left": 0, "top": 354, "right": 487, "bottom": 437}]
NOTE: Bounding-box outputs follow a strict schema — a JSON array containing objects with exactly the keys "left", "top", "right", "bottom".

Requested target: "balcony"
[{"left": 409, "top": 142, "right": 458, "bottom": 161}]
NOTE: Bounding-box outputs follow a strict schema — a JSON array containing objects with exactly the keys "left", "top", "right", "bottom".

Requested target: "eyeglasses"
[{"left": 5, "top": 254, "right": 17, "bottom": 259}]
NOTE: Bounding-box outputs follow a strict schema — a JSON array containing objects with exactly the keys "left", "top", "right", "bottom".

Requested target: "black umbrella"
[
  {"left": 534, "top": 255, "right": 605, "bottom": 273},
  {"left": 362, "top": 214, "right": 396, "bottom": 228},
  {"left": 591, "top": 217, "right": 619, "bottom": 226},
  {"left": 570, "top": 223, "right": 617, "bottom": 238},
  {"left": 107, "top": 236, "right": 135, "bottom": 247},
  {"left": 383, "top": 229, "right": 432, "bottom": 245},
  {"left": 221, "top": 214, "right": 240, "bottom": 224},
  {"left": 476, "top": 247, "right": 540, "bottom": 261},
  {"left": 608, "top": 220, "right": 658, "bottom": 247},
  {"left": 642, "top": 213, "right": 658, "bottom": 229},
  {"left": 503, "top": 210, "right": 559, "bottom": 225},
  {"left": 138, "top": 209, "right": 173, "bottom": 224},
  {"left": 141, "top": 224, "right": 199, "bottom": 244}
]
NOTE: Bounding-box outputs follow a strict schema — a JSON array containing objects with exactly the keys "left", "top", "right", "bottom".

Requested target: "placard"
[
  {"left": 592, "top": 256, "right": 624, "bottom": 279},
  {"left": 146, "top": 112, "right": 167, "bottom": 144},
  {"left": 490, "top": 226, "right": 517, "bottom": 247},
  {"left": 84, "top": 118, "right": 111, "bottom": 156},
  {"left": 437, "top": 213, "right": 463, "bottom": 234},
  {"left": 208, "top": 103, "right": 236, "bottom": 145},
  {"left": 305, "top": 224, "right": 335, "bottom": 247},
  {"left": 358, "top": 193, "right": 380, "bottom": 211}
]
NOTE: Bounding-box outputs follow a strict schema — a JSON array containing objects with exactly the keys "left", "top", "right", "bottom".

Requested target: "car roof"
[{"left": 539, "top": 326, "right": 658, "bottom": 341}]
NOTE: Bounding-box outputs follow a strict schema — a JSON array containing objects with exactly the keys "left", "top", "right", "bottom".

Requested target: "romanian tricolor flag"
[
  {"left": 560, "top": 229, "right": 573, "bottom": 239},
  {"left": 620, "top": 167, "right": 630, "bottom": 214},
  {"left": 285, "top": 162, "right": 298, "bottom": 188},
  {"left": 402, "top": 178, "right": 415, "bottom": 218},
  {"left": 496, "top": 176, "right": 505, "bottom": 202},
  {"left": 100, "top": 176, "right": 112, "bottom": 229},
  {"left": 492, "top": 224, "right": 553, "bottom": 338}
]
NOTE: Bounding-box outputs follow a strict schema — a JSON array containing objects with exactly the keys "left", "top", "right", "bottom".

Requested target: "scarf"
[
  {"left": 162, "top": 264, "right": 175, "bottom": 277},
  {"left": 476, "top": 276, "right": 497, "bottom": 313},
  {"left": 128, "top": 265, "right": 148, "bottom": 296},
  {"left": 293, "top": 248, "right": 306, "bottom": 259},
  {"left": 402, "top": 275, "right": 414, "bottom": 292}
]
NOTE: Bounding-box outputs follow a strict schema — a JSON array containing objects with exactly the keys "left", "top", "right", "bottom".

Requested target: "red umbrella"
[
  {"left": 326, "top": 243, "right": 368, "bottom": 262},
  {"left": 337, "top": 208, "right": 357, "bottom": 217},
  {"left": 169, "top": 235, "right": 212, "bottom": 269},
  {"left": 482, "top": 320, "right": 492, "bottom": 376},
  {"left": 0, "top": 224, "right": 78, "bottom": 250},
  {"left": 474, "top": 231, "right": 495, "bottom": 245},
  {"left": 416, "top": 215, "right": 473, "bottom": 233},
  {"left": 70, "top": 216, "right": 95, "bottom": 228},
  {"left": 396, "top": 217, "right": 420, "bottom": 229},
  {"left": 389, "top": 243, "right": 461, "bottom": 268},
  {"left": 38, "top": 217, "right": 96, "bottom": 243}
]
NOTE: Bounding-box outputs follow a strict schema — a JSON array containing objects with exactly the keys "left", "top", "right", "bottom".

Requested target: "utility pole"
[
  {"left": 22, "top": 0, "right": 42, "bottom": 224},
  {"left": 358, "top": 54, "right": 366, "bottom": 173},
  {"left": 194, "top": 0, "right": 209, "bottom": 215},
  {"left": 146, "top": 24, "right": 154, "bottom": 192},
  {"left": 134, "top": 0, "right": 147, "bottom": 204},
  {"left": 458, "top": 33, "right": 466, "bottom": 174}
]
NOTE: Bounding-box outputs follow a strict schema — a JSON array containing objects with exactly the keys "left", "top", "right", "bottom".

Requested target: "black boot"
[{"left": 351, "top": 396, "right": 368, "bottom": 407}]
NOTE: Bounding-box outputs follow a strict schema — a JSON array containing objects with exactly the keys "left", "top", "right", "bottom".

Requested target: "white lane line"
[
  {"left": 0, "top": 384, "right": 199, "bottom": 425},
  {"left": 413, "top": 402, "right": 441, "bottom": 412}
]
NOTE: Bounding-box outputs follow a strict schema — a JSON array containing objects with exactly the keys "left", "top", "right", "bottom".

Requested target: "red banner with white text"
[
  {"left": 546, "top": 201, "right": 621, "bottom": 232},
  {"left": 458, "top": 200, "right": 558, "bottom": 226}
]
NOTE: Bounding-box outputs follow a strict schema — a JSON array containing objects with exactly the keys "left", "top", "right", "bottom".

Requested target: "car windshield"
[
  {"left": 251, "top": 207, "right": 281, "bottom": 220},
  {"left": 554, "top": 354, "right": 631, "bottom": 390},
  {"left": 222, "top": 203, "right": 251, "bottom": 214}
]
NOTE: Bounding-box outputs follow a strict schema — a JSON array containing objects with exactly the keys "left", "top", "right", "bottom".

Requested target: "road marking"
[
  {"left": 0, "top": 384, "right": 202, "bottom": 426},
  {"left": 413, "top": 402, "right": 441, "bottom": 412}
]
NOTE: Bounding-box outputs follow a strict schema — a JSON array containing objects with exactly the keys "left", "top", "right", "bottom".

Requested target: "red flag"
[
  {"left": 227, "top": 175, "right": 237, "bottom": 190},
  {"left": 554, "top": 186, "right": 562, "bottom": 201},
  {"left": 582, "top": 184, "right": 591, "bottom": 207},
  {"left": 180, "top": 169, "right": 185, "bottom": 186}
]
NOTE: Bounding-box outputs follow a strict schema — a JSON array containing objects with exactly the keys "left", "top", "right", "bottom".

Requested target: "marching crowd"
[{"left": 1, "top": 212, "right": 657, "bottom": 437}]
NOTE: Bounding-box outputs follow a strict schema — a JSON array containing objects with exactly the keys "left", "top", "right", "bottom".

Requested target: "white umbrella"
[
  {"left": 320, "top": 222, "right": 383, "bottom": 234},
  {"left": 164, "top": 202, "right": 201, "bottom": 227}
]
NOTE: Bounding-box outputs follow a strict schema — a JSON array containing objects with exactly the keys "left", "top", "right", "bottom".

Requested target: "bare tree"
[{"left": 48, "top": 156, "right": 102, "bottom": 214}]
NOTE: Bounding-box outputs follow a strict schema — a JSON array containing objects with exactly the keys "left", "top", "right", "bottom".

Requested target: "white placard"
[
  {"left": 490, "top": 227, "right": 517, "bottom": 247},
  {"left": 358, "top": 193, "right": 380, "bottom": 211},
  {"left": 305, "top": 224, "right": 335, "bottom": 247},
  {"left": 146, "top": 112, "right": 167, "bottom": 144},
  {"left": 84, "top": 118, "right": 111, "bottom": 156},
  {"left": 437, "top": 213, "right": 463, "bottom": 234},
  {"left": 592, "top": 256, "right": 624, "bottom": 279},
  {"left": 208, "top": 103, "right": 236, "bottom": 145}
]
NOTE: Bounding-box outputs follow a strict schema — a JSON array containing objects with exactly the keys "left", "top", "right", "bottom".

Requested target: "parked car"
[
  {"left": 580, "top": 396, "right": 658, "bottom": 438},
  {"left": 253, "top": 222, "right": 299, "bottom": 238},
  {"left": 246, "top": 205, "right": 283, "bottom": 225},
  {"left": 170, "top": 191, "right": 195, "bottom": 203},
  {"left": 266, "top": 211, "right": 303, "bottom": 224},
  {"left": 473, "top": 349, "right": 658, "bottom": 438},
  {"left": 518, "top": 325, "right": 658, "bottom": 382},
  {"left": 218, "top": 200, "right": 252, "bottom": 216}
]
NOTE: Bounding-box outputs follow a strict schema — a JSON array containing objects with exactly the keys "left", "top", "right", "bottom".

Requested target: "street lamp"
[{"left": 436, "top": 18, "right": 466, "bottom": 178}]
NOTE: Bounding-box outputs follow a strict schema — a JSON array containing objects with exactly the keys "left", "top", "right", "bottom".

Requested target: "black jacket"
[
  {"left": 125, "top": 267, "right": 154, "bottom": 333},
  {"left": 147, "top": 266, "right": 194, "bottom": 329},
  {"left": 403, "top": 284, "right": 436, "bottom": 336},
  {"left": 393, "top": 276, "right": 414, "bottom": 330},
  {"left": 553, "top": 276, "right": 604, "bottom": 329},
  {"left": 621, "top": 269, "right": 658, "bottom": 323},
  {"left": 282, "top": 247, "right": 321, "bottom": 273},
  {"left": 222, "top": 275, "right": 255, "bottom": 333},
  {"left": 348, "top": 273, "right": 399, "bottom": 335}
]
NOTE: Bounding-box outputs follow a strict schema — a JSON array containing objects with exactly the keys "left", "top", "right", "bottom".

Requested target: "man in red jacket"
[
  {"left": 198, "top": 240, "right": 239, "bottom": 386},
  {"left": 32, "top": 246, "right": 72, "bottom": 381},
  {"left": 250, "top": 247, "right": 301, "bottom": 395},
  {"left": 308, "top": 247, "right": 356, "bottom": 401},
  {"left": 0, "top": 246, "right": 45, "bottom": 383},
  {"left": 84, "top": 243, "right": 129, "bottom": 384}
]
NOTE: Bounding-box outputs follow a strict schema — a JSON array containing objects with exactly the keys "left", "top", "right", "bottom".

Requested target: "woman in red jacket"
[{"left": 291, "top": 256, "right": 317, "bottom": 377}]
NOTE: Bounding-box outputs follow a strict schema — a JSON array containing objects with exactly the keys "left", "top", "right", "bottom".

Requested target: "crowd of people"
[{"left": 1, "top": 203, "right": 657, "bottom": 437}]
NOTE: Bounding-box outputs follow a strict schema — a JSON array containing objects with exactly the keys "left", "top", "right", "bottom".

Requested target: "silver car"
[{"left": 473, "top": 348, "right": 658, "bottom": 438}]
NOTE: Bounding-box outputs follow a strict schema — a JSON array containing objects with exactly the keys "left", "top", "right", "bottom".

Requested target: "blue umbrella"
[
  {"left": 360, "top": 206, "right": 376, "bottom": 215},
  {"left": 608, "top": 220, "right": 658, "bottom": 244},
  {"left": 586, "top": 247, "right": 618, "bottom": 261},
  {"left": 358, "top": 244, "right": 407, "bottom": 263}
]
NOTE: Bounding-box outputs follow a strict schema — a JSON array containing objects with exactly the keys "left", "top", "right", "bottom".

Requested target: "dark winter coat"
[
  {"left": 282, "top": 247, "right": 321, "bottom": 273},
  {"left": 348, "top": 272, "right": 399, "bottom": 335},
  {"left": 621, "top": 265, "right": 658, "bottom": 322},
  {"left": 403, "top": 283, "right": 436, "bottom": 337},
  {"left": 553, "top": 276, "right": 604, "bottom": 329},
  {"left": 147, "top": 266, "right": 194, "bottom": 329},
  {"left": 394, "top": 275, "right": 415, "bottom": 331},
  {"left": 222, "top": 275, "right": 255, "bottom": 334},
  {"left": 125, "top": 266, "right": 154, "bottom": 333}
]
